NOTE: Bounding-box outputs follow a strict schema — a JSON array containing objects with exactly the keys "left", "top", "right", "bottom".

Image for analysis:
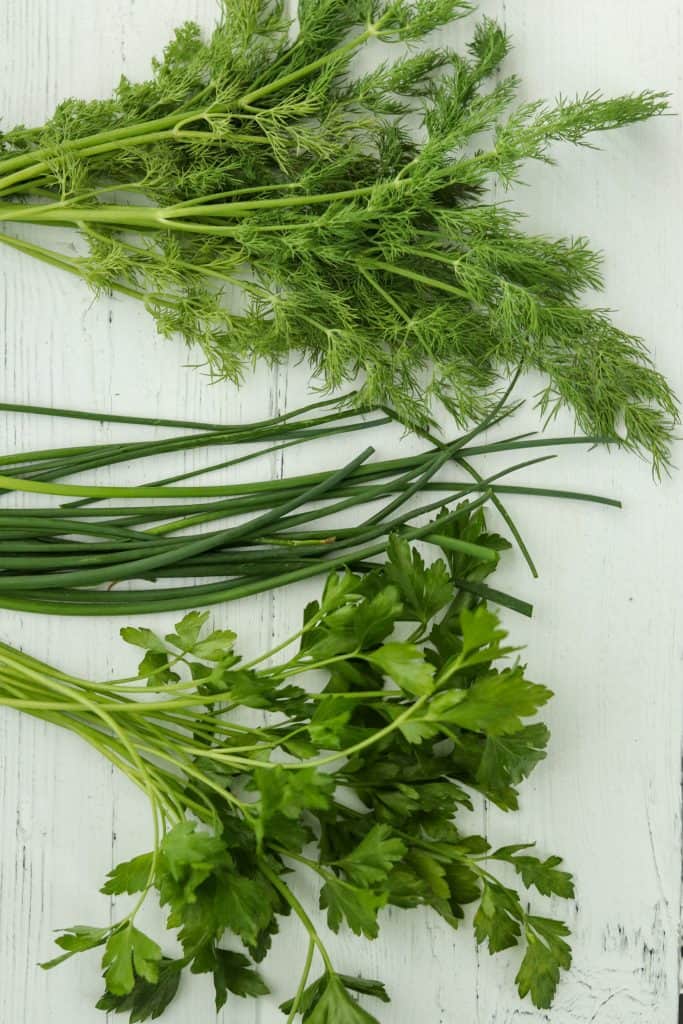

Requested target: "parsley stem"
[
  {"left": 258, "top": 858, "right": 335, "bottom": 974},
  {"left": 286, "top": 938, "right": 316, "bottom": 1024},
  {"left": 280, "top": 693, "right": 431, "bottom": 772}
]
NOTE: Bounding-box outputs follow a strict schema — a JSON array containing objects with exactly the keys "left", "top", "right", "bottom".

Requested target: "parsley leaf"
[
  {"left": 477, "top": 722, "right": 550, "bottom": 802},
  {"left": 320, "top": 877, "right": 386, "bottom": 938},
  {"left": 492, "top": 845, "right": 575, "bottom": 898},
  {"left": 159, "top": 821, "right": 226, "bottom": 882},
  {"left": 101, "top": 853, "right": 154, "bottom": 896},
  {"left": 41, "top": 924, "right": 109, "bottom": 969},
  {"left": 473, "top": 882, "right": 523, "bottom": 953},
  {"left": 458, "top": 605, "right": 514, "bottom": 664},
  {"left": 191, "top": 945, "right": 268, "bottom": 1009},
  {"left": 337, "top": 825, "right": 406, "bottom": 887},
  {"left": 214, "top": 871, "right": 275, "bottom": 948},
  {"left": 165, "top": 611, "right": 210, "bottom": 651},
  {"left": 137, "top": 651, "right": 180, "bottom": 686},
  {"left": 308, "top": 695, "right": 353, "bottom": 748},
  {"left": 306, "top": 974, "right": 382, "bottom": 1024},
  {"left": 95, "top": 957, "right": 182, "bottom": 1022},
  {"left": 192, "top": 629, "right": 238, "bottom": 661},
  {"left": 516, "top": 917, "right": 573, "bottom": 1008},
  {"left": 429, "top": 667, "right": 552, "bottom": 735},
  {"left": 366, "top": 642, "right": 435, "bottom": 696},
  {"left": 102, "top": 927, "right": 162, "bottom": 995},
  {"left": 120, "top": 626, "right": 166, "bottom": 654},
  {"left": 384, "top": 535, "right": 452, "bottom": 624}
]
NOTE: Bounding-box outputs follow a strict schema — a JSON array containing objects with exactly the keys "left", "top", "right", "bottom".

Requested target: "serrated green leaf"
[
  {"left": 41, "top": 925, "right": 109, "bottom": 969},
  {"left": 473, "top": 882, "right": 522, "bottom": 954},
  {"left": 367, "top": 642, "right": 435, "bottom": 696},
  {"left": 191, "top": 945, "right": 269, "bottom": 1009},
  {"left": 308, "top": 695, "right": 352, "bottom": 748},
  {"left": 220, "top": 668, "right": 293, "bottom": 708},
  {"left": 279, "top": 973, "right": 328, "bottom": 1017},
  {"left": 516, "top": 918, "right": 572, "bottom": 1009},
  {"left": 120, "top": 627, "right": 166, "bottom": 654},
  {"left": 492, "top": 846, "right": 575, "bottom": 898},
  {"left": 321, "top": 570, "right": 363, "bottom": 613},
  {"left": 384, "top": 534, "right": 452, "bottom": 624},
  {"left": 255, "top": 765, "right": 335, "bottom": 827},
  {"left": 137, "top": 650, "right": 180, "bottom": 686},
  {"left": 215, "top": 872, "right": 274, "bottom": 948},
  {"left": 431, "top": 667, "right": 552, "bottom": 735},
  {"left": 320, "top": 877, "right": 386, "bottom": 938},
  {"left": 305, "top": 974, "right": 382, "bottom": 1024},
  {"left": 338, "top": 974, "right": 390, "bottom": 1003},
  {"left": 102, "top": 927, "right": 161, "bottom": 996},
  {"left": 282, "top": 972, "right": 383, "bottom": 1023},
  {"left": 337, "top": 825, "right": 406, "bottom": 887},
  {"left": 192, "top": 629, "right": 237, "bottom": 660},
  {"left": 459, "top": 605, "right": 508, "bottom": 658},
  {"left": 159, "top": 821, "right": 226, "bottom": 882},
  {"left": 445, "top": 860, "right": 481, "bottom": 911},
  {"left": 95, "top": 957, "right": 182, "bottom": 1021},
  {"left": 102, "top": 852, "right": 154, "bottom": 896},
  {"left": 165, "top": 610, "right": 210, "bottom": 651},
  {"left": 477, "top": 723, "right": 549, "bottom": 796},
  {"left": 407, "top": 848, "right": 450, "bottom": 900},
  {"left": 314, "top": 584, "right": 403, "bottom": 658}
]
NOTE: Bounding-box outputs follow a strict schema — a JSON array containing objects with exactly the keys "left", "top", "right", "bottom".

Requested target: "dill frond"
[{"left": 0, "top": 0, "right": 677, "bottom": 470}]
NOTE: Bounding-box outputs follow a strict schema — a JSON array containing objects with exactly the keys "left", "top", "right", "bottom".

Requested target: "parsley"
[
  {"left": 0, "top": 1, "right": 677, "bottom": 465},
  {"left": 0, "top": 510, "right": 575, "bottom": 1018}
]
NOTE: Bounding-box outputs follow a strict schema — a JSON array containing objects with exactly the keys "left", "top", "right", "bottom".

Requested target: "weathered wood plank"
[{"left": 0, "top": 2, "right": 680, "bottom": 1021}]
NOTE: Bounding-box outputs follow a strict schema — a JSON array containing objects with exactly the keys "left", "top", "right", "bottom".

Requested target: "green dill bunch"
[{"left": 0, "top": 0, "right": 677, "bottom": 469}]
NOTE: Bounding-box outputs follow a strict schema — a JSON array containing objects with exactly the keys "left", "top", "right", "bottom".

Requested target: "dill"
[{"left": 0, "top": 0, "right": 677, "bottom": 467}]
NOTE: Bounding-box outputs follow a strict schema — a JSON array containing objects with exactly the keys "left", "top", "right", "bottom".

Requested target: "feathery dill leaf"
[{"left": 0, "top": 0, "right": 677, "bottom": 469}]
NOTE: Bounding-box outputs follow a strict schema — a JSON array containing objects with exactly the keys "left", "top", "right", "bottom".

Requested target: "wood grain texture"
[{"left": 0, "top": 1, "right": 681, "bottom": 1021}]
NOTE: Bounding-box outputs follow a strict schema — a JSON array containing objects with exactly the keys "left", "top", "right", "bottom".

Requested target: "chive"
[
  {"left": 0, "top": 395, "right": 619, "bottom": 614},
  {"left": 424, "top": 534, "right": 499, "bottom": 563}
]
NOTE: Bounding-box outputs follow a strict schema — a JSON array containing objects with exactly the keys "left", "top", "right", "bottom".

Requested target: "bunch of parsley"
[
  {"left": 0, "top": 509, "right": 574, "bottom": 1020},
  {"left": 0, "top": 0, "right": 677, "bottom": 467}
]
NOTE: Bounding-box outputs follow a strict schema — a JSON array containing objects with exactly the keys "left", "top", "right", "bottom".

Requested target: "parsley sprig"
[
  {"left": 0, "top": 0, "right": 677, "bottom": 467},
  {"left": 0, "top": 510, "right": 574, "bottom": 1019}
]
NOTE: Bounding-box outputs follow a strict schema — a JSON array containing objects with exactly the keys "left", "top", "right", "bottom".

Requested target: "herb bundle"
[
  {"left": 0, "top": 516, "right": 574, "bottom": 1020},
  {"left": 0, "top": 0, "right": 677, "bottom": 466},
  {"left": 0, "top": 392, "right": 618, "bottom": 616}
]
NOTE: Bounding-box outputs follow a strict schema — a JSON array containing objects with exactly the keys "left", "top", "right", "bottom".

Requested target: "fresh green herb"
[
  {"left": 0, "top": 391, "right": 618, "bottom": 616},
  {"left": 0, "top": 517, "right": 574, "bottom": 1018},
  {"left": 0, "top": 1, "right": 677, "bottom": 466}
]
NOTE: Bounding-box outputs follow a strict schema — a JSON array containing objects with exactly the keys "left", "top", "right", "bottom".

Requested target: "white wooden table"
[{"left": 1, "top": 2, "right": 681, "bottom": 1021}]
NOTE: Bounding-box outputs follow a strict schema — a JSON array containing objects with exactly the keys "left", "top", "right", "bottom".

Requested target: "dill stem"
[
  {"left": 0, "top": 229, "right": 147, "bottom": 300},
  {"left": 362, "top": 258, "right": 469, "bottom": 298},
  {"left": 0, "top": 181, "right": 377, "bottom": 232},
  {"left": 0, "top": 128, "right": 274, "bottom": 194},
  {"left": 238, "top": 17, "right": 381, "bottom": 108},
  {"left": 0, "top": 7, "right": 391, "bottom": 184},
  {"left": 0, "top": 108, "right": 216, "bottom": 180}
]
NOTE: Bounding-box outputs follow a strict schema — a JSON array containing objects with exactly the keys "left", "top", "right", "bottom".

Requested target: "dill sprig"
[{"left": 0, "top": 0, "right": 677, "bottom": 468}]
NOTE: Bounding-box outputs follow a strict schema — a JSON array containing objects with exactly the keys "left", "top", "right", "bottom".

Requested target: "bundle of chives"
[{"left": 0, "top": 392, "right": 619, "bottom": 617}]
